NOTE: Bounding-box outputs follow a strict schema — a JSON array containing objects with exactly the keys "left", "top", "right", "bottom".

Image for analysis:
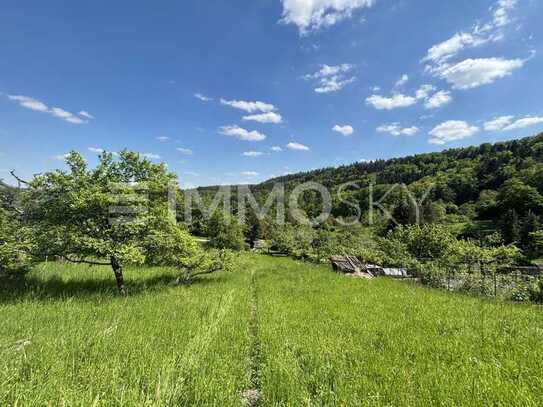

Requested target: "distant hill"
[{"left": 188, "top": 133, "right": 543, "bottom": 244}]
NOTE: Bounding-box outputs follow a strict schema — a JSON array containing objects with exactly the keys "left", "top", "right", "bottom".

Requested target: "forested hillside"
[{"left": 190, "top": 133, "right": 543, "bottom": 252}]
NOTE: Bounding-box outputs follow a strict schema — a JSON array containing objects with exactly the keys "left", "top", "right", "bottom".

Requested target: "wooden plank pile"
[{"left": 330, "top": 256, "right": 375, "bottom": 279}]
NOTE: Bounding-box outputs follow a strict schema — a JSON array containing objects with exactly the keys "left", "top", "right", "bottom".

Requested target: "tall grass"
[
  {"left": 253, "top": 255, "right": 543, "bottom": 406},
  {"left": 2, "top": 255, "right": 542, "bottom": 406},
  {"left": 0, "top": 262, "right": 252, "bottom": 406}
]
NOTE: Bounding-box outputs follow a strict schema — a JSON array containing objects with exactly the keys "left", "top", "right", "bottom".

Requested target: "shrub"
[
  {"left": 207, "top": 211, "right": 245, "bottom": 251},
  {"left": 0, "top": 208, "right": 33, "bottom": 277}
]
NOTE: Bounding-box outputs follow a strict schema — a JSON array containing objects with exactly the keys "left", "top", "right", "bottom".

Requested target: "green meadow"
[{"left": 2, "top": 254, "right": 542, "bottom": 406}]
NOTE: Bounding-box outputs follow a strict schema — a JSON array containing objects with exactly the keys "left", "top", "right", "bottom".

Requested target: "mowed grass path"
[{"left": 2, "top": 254, "right": 543, "bottom": 406}]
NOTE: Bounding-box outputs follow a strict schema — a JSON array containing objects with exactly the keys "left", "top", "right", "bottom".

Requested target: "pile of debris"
[
  {"left": 330, "top": 256, "right": 374, "bottom": 279},
  {"left": 330, "top": 256, "right": 408, "bottom": 279}
]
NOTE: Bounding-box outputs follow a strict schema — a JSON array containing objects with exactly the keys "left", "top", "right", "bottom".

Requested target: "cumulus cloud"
[
  {"left": 280, "top": 0, "right": 376, "bottom": 34},
  {"left": 424, "top": 90, "right": 453, "bottom": 109},
  {"left": 156, "top": 136, "right": 170, "bottom": 142},
  {"left": 286, "top": 142, "right": 310, "bottom": 151},
  {"left": 88, "top": 147, "right": 119, "bottom": 157},
  {"left": 415, "top": 84, "right": 437, "bottom": 100},
  {"left": 194, "top": 93, "right": 213, "bottom": 102},
  {"left": 219, "top": 125, "right": 266, "bottom": 141},
  {"left": 484, "top": 115, "right": 543, "bottom": 131},
  {"left": 428, "top": 120, "right": 479, "bottom": 144},
  {"left": 366, "top": 93, "right": 417, "bottom": 110},
  {"left": 422, "top": 1, "right": 524, "bottom": 89},
  {"left": 7, "top": 94, "right": 92, "bottom": 125},
  {"left": 304, "top": 64, "right": 356, "bottom": 93},
  {"left": 140, "top": 153, "right": 161, "bottom": 160},
  {"left": 395, "top": 74, "right": 409, "bottom": 88},
  {"left": 176, "top": 147, "right": 193, "bottom": 155},
  {"left": 332, "top": 124, "right": 354, "bottom": 136},
  {"left": 423, "top": 0, "right": 518, "bottom": 65},
  {"left": 423, "top": 33, "right": 488, "bottom": 65},
  {"left": 493, "top": 0, "right": 517, "bottom": 28},
  {"left": 52, "top": 153, "right": 70, "bottom": 161},
  {"left": 243, "top": 151, "right": 264, "bottom": 157},
  {"left": 435, "top": 57, "right": 525, "bottom": 89},
  {"left": 243, "top": 112, "right": 283, "bottom": 124},
  {"left": 220, "top": 99, "right": 276, "bottom": 113},
  {"left": 241, "top": 171, "right": 259, "bottom": 177},
  {"left": 270, "top": 146, "right": 283, "bottom": 152},
  {"left": 377, "top": 124, "right": 419, "bottom": 137}
]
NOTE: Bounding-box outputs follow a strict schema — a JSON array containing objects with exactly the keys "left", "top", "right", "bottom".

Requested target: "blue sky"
[{"left": 1, "top": 0, "right": 542, "bottom": 188}]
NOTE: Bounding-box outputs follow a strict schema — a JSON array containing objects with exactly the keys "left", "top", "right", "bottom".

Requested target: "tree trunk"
[{"left": 110, "top": 257, "right": 126, "bottom": 295}]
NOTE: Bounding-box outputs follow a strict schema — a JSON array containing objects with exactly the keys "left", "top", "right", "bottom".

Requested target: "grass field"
[{"left": 1, "top": 254, "right": 543, "bottom": 406}]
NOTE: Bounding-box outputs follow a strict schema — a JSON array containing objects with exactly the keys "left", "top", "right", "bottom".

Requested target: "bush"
[
  {"left": 207, "top": 211, "right": 245, "bottom": 251},
  {"left": 528, "top": 277, "right": 543, "bottom": 303},
  {"left": 0, "top": 208, "right": 33, "bottom": 277}
]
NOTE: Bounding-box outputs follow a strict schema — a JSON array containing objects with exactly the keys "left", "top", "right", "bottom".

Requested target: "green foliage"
[
  {"left": 207, "top": 211, "right": 245, "bottom": 250},
  {"left": 388, "top": 224, "right": 456, "bottom": 259},
  {"left": 0, "top": 208, "right": 33, "bottom": 276},
  {"left": 177, "top": 249, "right": 237, "bottom": 283},
  {"left": 18, "top": 151, "right": 199, "bottom": 292},
  {"left": 528, "top": 277, "right": 543, "bottom": 303}
]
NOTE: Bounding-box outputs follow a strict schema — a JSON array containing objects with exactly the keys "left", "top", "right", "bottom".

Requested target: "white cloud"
[
  {"left": 220, "top": 99, "right": 276, "bottom": 113},
  {"left": 377, "top": 124, "right": 419, "bottom": 137},
  {"left": 504, "top": 116, "right": 543, "bottom": 131},
  {"left": 219, "top": 125, "right": 266, "bottom": 141},
  {"left": 52, "top": 153, "right": 70, "bottom": 161},
  {"left": 286, "top": 142, "right": 310, "bottom": 151},
  {"left": 280, "top": 0, "right": 376, "bottom": 34},
  {"left": 7, "top": 95, "right": 48, "bottom": 112},
  {"left": 435, "top": 57, "right": 524, "bottom": 89},
  {"left": 176, "top": 147, "right": 193, "bottom": 155},
  {"left": 395, "top": 74, "right": 409, "bottom": 88},
  {"left": 428, "top": 120, "right": 479, "bottom": 144},
  {"left": 140, "top": 153, "right": 161, "bottom": 160},
  {"left": 241, "top": 171, "right": 259, "bottom": 177},
  {"left": 88, "top": 147, "right": 105, "bottom": 154},
  {"left": 79, "top": 111, "right": 94, "bottom": 119},
  {"left": 366, "top": 93, "right": 417, "bottom": 110},
  {"left": 88, "top": 147, "right": 119, "bottom": 157},
  {"left": 156, "top": 136, "right": 170, "bottom": 142},
  {"left": 424, "top": 90, "right": 453, "bottom": 109},
  {"left": 243, "top": 112, "right": 283, "bottom": 124},
  {"left": 423, "top": 33, "right": 488, "bottom": 64},
  {"left": 493, "top": 0, "right": 517, "bottom": 28},
  {"left": 305, "top": 64, "right": 356, "bottom": 93},
  {"left": 270, "top": 146, "right": 283, "bottom": 152},
  {"left": 7, "top": 94, "right": 89, "bottom": 125},
  {"left": 194, "top": 93, "right": 213, "bottom": 102},
  {"left": 416, "top": 84, "right": 437, "bottom": 100},
  {"left": 315, "top": 76, "right": 356, "bottom": 93},
  {"left": 243, "top": 151, "right": 264, "bottom": 157},
  {"left": 484, "top": 115, "right": 515, "bottom": 131},
  {"left": 332, "top": 124, "right": 354, "bottom": 136},
  {"left": 485, "top": 115, "right": 543, "bottom": 131},
  {"left": 423, "top": 0, "right": 518, "bottom": 66}
]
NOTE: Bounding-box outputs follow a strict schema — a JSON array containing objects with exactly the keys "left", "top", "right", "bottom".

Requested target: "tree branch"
[
  {"left": 62, "top": 256, "right": 111, "bottom": 266},
  {"left": 9, "top": 171, "right": 31, "bottom": 188}
]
